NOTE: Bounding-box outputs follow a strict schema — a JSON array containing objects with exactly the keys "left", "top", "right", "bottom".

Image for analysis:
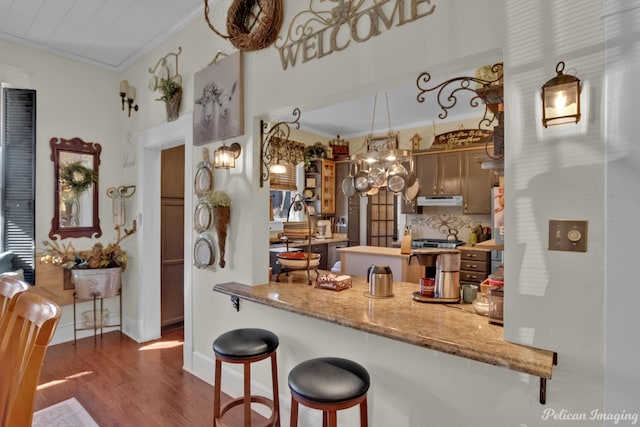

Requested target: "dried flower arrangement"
[
  {"left": 207, "top": 191, "right": 231, "bottom": 268},
  {"left": 41, "top": 225, "right": 136, "bottom": 270}
]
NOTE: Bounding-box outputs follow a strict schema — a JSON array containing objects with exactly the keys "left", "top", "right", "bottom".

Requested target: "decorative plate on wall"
[
  {"left": 194, "top": 234, "right": 215, "bottom": 269},
  {"left": 194, "top": 148, "right": 213, "bottom": 197},
  {"left": 194, "top": 201, "right": 212, "bottom": 233}
]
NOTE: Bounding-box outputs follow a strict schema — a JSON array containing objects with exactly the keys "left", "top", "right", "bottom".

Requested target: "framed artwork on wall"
[{"left": 193, "top": 52, "right": 244, "bottom": 146}]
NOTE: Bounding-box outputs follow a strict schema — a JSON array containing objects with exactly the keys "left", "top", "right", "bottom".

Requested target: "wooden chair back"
[
  {"left": 0, "top": 292, "right": 61, "bottom": 427},
  {"left": 0, "top": 276, "right": 29, "bottom": 335}
]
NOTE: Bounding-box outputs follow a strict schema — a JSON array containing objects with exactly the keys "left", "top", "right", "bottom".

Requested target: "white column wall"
[{"left": 602, "top": 0, "right": 640, "bottom": 422}]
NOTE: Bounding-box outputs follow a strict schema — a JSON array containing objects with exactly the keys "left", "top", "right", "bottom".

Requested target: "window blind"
[
  {"left": 2, "top": 88, "right": 36, "bottom": 283},
  {"left": 269, "top": 163, "right": 297, "bottom": 191}
]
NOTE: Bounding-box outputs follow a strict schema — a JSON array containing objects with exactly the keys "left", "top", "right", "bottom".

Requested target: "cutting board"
[{"left": 400, "top": 230, "right": 412, "bottom": 254}]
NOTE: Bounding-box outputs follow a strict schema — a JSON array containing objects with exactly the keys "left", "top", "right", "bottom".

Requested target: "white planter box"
[{"left": 71, "top": 267, "right": 122, "bottom": 299}]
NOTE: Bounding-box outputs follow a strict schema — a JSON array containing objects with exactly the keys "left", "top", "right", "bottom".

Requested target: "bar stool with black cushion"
[
  {"left": 213, "top": 328, "right": 281, "bottom": 427},
  {"left": 288, "top": 357, "right": 370, "bottom": 427}
]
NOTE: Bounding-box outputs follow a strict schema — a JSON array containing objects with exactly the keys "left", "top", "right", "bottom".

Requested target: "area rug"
[{"left": 32, "top": 397, "right": 99, "bottom": 427}]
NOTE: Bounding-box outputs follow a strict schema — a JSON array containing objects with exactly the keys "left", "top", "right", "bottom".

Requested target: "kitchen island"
[
  {"left": 213, "top": 272, "right": 556, "bottom": 403},
  {"left": 337, "top": 245, "right": 425, "bottom": 283}
]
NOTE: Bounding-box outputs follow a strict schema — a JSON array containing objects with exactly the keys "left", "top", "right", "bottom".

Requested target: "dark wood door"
[
  {"left": 160, "top": 145, "right": 184, "bottom": 328},
  {"left": 366, "top": 188, "right": 395, "bottom": 247}
]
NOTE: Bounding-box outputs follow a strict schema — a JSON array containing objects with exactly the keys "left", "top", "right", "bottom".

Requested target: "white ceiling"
[
  {"left": 0, "top": 0, "right": 489, "bottom": 136},
  {"left": 295, "top": 75, "right": 483, "bottom": 139},
  {"left": 0, "top": 0, "right": 205, "bottom": 71}
]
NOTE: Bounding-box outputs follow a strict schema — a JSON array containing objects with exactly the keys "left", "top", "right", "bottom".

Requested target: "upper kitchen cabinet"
[
  {"left": 462, "top": 149, "right": 500, "bottom": 214},
  {"left": 416, "top": 151, "right": 462, "bottom": 197},
  {"left": 401, "top": 147, "right": 497, "bottom": 215},
  {"left": 305, "top": 159, "right": 335, "bottom": 215}
]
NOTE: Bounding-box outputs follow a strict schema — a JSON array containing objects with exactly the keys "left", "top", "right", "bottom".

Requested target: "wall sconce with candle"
[
  {"left": 541, "top": 61, "right": 581, "bottom": 128},
  {"left": 119, "top": 80, "right": 139, "bottom": 117},
  {"left": 214, "top": 142, "right": 242, "bottom": 169}
]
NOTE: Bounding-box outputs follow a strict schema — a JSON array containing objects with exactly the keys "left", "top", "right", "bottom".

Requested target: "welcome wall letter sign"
[{"left": 275, "top": 0, "right": 436, "bottom": 70}]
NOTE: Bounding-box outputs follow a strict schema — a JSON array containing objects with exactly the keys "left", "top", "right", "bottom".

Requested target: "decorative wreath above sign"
[{"left": 204, "top": 0, "right": 283, "bottom": 51}]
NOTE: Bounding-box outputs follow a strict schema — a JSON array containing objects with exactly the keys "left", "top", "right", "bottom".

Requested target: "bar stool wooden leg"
[
  {"left": 214, "top": 358, "right": 222, "bottom": 424},
  {"left": 289, "top": 397, "right": 298, "bottom": 427},
  {"left": 327, "top": 411, "right": 337, "bottom": 427},
  {"left": 271, "top": 352, "right": 281, "bottom": 427},
  {"left": 244, "top": 362, "right": 251, "bottom": 427},
  {"left": 359, "top": 398, "right": 368, "bottom": 427}
]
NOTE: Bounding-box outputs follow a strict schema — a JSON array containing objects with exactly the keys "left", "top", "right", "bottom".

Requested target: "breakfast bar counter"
[{"left": 213, "top": 273, "right": 556, "bottom": 386}]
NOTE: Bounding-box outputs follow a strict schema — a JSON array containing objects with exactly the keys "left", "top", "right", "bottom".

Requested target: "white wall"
[
  {"left": 503, "top": 0, "right": 606, "bottom": 418},
  {"left": 602, "top": 0, "right": 640, "bottom": 422},
  {"left": 0, "top": 39, "right": 132, "bottom": 342}
]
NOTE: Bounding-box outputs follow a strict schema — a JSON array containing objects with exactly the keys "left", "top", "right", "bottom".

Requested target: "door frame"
[{"left": 135, "top": 113, "right": 194, "bottom": 372}]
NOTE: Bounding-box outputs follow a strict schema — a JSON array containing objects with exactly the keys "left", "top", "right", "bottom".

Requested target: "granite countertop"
[{"left": 213, "top": 273, "right": 555, "bottom": 380}]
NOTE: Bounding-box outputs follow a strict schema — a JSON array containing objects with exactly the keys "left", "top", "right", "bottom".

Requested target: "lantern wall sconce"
[
  {"left": 213, "top": 142, "right": 242, "bottom": 169},
  {"left": 541, "top": 61, "right": 581, "bottom": 128},
  {"left": 119, "top": 80, "right": 139, "bottom": 117}
]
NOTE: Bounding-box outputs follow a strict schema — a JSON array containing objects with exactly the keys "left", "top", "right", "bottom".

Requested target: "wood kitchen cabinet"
[
  {"left": 401, "top": 147, "right": 496, "bottom": 215},
  {"left": 417, "top": 151, "right": 462, "bottom": 197},
  {"left": 310, "top": 244, "right": 328, "bottom": 270},
  {"left": 306, "top": 159, "right": 335, "bottom": 215},
  {"left": 462, "top": 149, "right": 500, "bottom": 214},
  {"left": 401, "top": 151, "right": 461, "bottom": 214},
  {"left": 459, "top": 248, "right": 491, "bottom": 286}
]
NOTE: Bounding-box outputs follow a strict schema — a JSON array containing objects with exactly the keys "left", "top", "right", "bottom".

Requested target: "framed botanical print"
[{"left": 193, "top": 52, "right": 244, "bottom": 146}]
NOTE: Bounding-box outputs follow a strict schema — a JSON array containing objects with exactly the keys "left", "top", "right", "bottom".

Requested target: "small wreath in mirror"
[{"left": 59, "top": 161, "right": 98, "bottom": 197}]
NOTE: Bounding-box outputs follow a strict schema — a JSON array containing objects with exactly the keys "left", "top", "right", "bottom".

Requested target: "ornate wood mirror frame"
[{"left": 49, "top": 137, "right": 102, "bottom": 240}]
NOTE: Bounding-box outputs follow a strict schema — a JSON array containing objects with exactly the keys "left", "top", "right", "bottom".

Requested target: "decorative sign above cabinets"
[
  {"left": 275, "top": 0, "right": 436, "bottom": 70},
  {"left": 432, "top": 129, "right": 494, "bottom": 150}
]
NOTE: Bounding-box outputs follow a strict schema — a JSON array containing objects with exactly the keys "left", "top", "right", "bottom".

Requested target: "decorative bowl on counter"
[
  {"left": 277, "top": 252, "right": 321, "bottom": 269},
  {"left": 472, "top": 297, "right": 489, "bottom": 316}
]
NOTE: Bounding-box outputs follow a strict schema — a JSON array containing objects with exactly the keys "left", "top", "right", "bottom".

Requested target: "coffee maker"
[
  {"left": 412, "top": 249, "right": 461, "bottom": 301},
  {"left": 316, "top": 220, "right": 332, "bottom": 239}
]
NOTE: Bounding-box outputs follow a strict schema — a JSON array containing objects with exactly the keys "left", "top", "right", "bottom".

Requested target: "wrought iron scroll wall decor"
[
  {"left": 416, "top": 63, "right": 504, "bottom": 129},
  {"left": 148, "top": 47, "right": 182, "bottom": 91},
  {"left": 259, "top": 108, "right": 302, "bottom": 187},
  {"left": 204, "top": 0, "right": 283, "bottom": 51}
]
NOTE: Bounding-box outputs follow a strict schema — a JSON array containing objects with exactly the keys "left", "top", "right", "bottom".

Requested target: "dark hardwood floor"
[{"left": 34, "top": 328, "right": 218, "bottom": 426}]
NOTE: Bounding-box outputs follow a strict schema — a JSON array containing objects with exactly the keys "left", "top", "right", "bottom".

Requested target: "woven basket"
[{"left": 165, "top": 88, "right": 182, "bottom": 122}]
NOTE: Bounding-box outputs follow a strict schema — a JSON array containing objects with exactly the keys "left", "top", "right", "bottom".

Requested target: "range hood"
[{"left": 416, "top": 195, "right": 463, "bottom": 206}]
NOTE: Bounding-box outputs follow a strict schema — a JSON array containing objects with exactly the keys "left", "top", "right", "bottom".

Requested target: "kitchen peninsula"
[
  {"left": 337, "top": 245, "right": 423, "bottom": 283},
  {"left": 213, "top": 272, "right": 556, "bottom": 404}
]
